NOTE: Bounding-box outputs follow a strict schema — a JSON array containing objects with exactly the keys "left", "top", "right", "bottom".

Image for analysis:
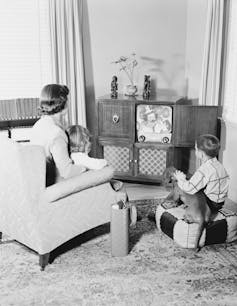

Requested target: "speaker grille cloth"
[
  {"left": 139, "top": 148, "right": 166, "bottom": 176},
  {"left": 104, "top": 145, "right": 129, "bottom": 172}
]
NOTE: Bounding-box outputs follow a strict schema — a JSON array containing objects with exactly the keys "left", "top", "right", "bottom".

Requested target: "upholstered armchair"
[{"left": 0, "top": 139, "right": 126, "bottom": 270}]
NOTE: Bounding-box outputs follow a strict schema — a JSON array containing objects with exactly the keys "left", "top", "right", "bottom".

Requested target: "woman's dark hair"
[
  {"left": 196, "top": 134, "right": 220, "bottom": 158},
  {"left": 38, "top": 84, "right": 69, "bottom": 115}
]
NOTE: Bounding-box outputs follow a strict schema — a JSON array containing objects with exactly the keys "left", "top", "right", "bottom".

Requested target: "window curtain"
[
  {"left": 199, "top": 0, "right": 224, "bottom": 106},
  {"left": 222, "top": 0, "right": 237, "bottom": 124},
  {"left": 0, "top": 0, "right": 52, "bottom": 99},
  {"left": 48, "top": 0, "right": 86, "bottom": 126}
]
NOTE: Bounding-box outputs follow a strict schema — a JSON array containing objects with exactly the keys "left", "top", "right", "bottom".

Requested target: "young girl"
[
  {"left": 67, "top": 125, "right": 123, "bottom": 191},
  {"left": 67, "top": 125, "right": 108, "bottom": 170}
]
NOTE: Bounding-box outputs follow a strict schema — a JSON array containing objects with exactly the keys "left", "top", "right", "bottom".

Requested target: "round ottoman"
[{"left": 156, "top": 201, "right": 237, "bottom": 248}]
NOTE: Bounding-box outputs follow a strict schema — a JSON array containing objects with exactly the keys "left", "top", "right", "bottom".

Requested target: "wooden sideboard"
[{"left": 96, "top": 94, "right": 219, "bottom": 183}]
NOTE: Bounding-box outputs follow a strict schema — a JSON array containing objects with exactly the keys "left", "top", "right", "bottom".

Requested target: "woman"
[{"left": 30, "top": 84, "right": 86, "bottom": 185}]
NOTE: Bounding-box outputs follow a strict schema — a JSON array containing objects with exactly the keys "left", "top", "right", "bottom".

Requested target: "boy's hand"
[{"left": 173, "top": 170, "right": 186, "bottom": 181}]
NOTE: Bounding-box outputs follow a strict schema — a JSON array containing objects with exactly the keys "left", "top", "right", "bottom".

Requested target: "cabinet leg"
[{"left": 39, "top": 253, "right": 50, "bottom": 271}]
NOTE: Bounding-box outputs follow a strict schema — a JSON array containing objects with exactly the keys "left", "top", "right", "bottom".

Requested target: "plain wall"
[
  {"left": 219, "top": 120, "right": 237, "bottom": 202},
  {"left": 86, "top": 0, "right": 188, "bottom": 98}
]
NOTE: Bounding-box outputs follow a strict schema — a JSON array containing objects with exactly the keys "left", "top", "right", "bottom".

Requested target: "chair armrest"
[{"left": 42, "top": 166, "right": 114, "bottom": 202}]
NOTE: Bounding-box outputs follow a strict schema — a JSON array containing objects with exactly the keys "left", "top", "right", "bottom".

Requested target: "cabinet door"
[
  {"left": 99, "top": 141, "right": 133, "bottom": 177},
  {"left": 134, "top": 144, "right": 174, "bottom": 181},
  {"left": 98, "top": 100, "right": 134, "bottom": 139},
  {"left": 174, "top": 105, "right": 218, "bottom": 146}
]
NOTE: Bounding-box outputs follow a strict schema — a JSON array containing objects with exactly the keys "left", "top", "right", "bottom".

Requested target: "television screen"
[{"left": 136, "top": 104, "right": 172, "bottom": 143}]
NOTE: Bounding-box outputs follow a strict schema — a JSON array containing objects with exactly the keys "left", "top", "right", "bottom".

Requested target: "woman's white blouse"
[{"left": 30, "top": 116, "right": 85, "bottom": 179}]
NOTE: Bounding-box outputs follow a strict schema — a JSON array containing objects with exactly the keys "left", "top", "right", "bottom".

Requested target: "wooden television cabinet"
[{"left": 96, "top": 94, "right": 219, "bottom": 183}]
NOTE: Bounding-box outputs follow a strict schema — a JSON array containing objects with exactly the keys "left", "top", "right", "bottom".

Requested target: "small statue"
[
  {"left": 111, "top": 75, "right": 118, "bottom": 98},
  {"left": 143, "top": 75, "right": 151, "bottom": 99}
]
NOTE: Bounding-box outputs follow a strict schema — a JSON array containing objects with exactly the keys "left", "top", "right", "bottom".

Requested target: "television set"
[{"left": 136, "top": 104, "right": 172, "bottom": 143}]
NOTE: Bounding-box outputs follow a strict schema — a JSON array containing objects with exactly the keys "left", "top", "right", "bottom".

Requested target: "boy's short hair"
[
  {"left": 196, "top": 134, "right": 220, "bottom": 158},
  {"left": 67, "top": 125, "right": 91, "bottom": 152}
]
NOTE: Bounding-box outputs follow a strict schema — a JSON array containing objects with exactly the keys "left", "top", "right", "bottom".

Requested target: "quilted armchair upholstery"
[{"left": 0, "top": 139, "right": 126, "bottom": 270}]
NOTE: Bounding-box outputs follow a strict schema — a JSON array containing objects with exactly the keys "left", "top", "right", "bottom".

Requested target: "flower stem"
[{"left": 119, "top": 62, "right": 133, "bottom": 85}]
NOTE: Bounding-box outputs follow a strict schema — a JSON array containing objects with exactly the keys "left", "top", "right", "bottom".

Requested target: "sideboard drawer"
[{"left": 98, "top": 101, "right": 134, "bottom": 138}]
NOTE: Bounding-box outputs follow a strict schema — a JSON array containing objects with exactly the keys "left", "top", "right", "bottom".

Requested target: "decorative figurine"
[
  {"left": 111, "top": 75, "right": 118, "bottom": 98},
  {"left": 143, "top": 75, "right": 151, "bottom": 99}
]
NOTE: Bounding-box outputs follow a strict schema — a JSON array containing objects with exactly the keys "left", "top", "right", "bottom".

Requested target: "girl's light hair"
[{"left": 67, "top": 125, "right": 91, "bottom": 153}]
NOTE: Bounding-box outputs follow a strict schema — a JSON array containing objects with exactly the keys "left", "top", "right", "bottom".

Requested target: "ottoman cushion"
[{"left": 156, "top": 201, "right": 237, "bottom": 248}]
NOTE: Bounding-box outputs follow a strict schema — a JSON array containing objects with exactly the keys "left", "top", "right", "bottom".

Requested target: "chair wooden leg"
[
  {"left": 0, "top": 232, "right": 2, "bottom": 242},
  {"left": 39, "top": 253, "right": 50, "bottom": 271}
]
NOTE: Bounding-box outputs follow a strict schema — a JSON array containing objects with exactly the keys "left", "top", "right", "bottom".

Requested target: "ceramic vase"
[{"left": 124, "top": 84, "right": 138, "bottom": 96}]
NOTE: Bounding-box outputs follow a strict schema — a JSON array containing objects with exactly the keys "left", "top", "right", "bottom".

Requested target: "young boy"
[
  {"left": 67, "top": 125, "right": 108, "bottom": 170},
  {"left": 174, "top": 134, "right": 229, "bottom": 212}
]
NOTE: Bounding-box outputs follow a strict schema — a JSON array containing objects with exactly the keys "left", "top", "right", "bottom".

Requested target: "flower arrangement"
[{"left": 112, "top": 53, "right": 138, "bottom": 86}]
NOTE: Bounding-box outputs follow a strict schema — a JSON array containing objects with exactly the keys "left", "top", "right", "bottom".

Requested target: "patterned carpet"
[{"left": 1, "top": 199, "right": 237, "bottom": 306}]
